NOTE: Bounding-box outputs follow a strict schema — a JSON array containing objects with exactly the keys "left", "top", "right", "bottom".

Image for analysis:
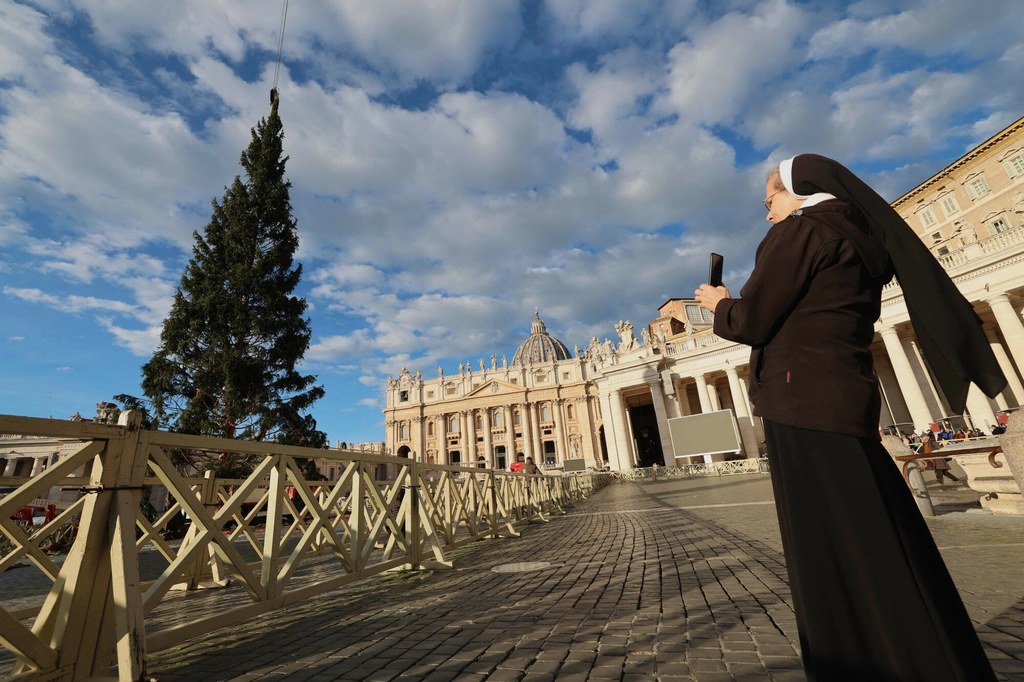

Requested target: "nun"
[{"left": 695, "top": 154, "right": 1005, "bottom": 681}]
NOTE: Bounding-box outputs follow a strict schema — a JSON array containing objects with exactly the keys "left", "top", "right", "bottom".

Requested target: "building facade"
[
  {"left": 384, "top": 311, "right": 607, "bottom": 472},
  {"left": 385, "top": 115, "right": 1024, "bottom": 471}
]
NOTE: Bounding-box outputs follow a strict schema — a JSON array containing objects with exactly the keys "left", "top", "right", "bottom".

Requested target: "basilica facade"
[{"left": 385, "top": 114, "right": 1024, "bottom": 471}]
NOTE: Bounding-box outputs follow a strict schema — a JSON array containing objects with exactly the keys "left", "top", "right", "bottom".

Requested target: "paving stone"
[{"left": 125, "top": 478, "right": 1023, "bottom": 682}]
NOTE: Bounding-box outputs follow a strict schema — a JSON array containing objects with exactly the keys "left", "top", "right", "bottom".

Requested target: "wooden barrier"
[{"left": 0, "top": 412, "right": 611, "bottom": 681}]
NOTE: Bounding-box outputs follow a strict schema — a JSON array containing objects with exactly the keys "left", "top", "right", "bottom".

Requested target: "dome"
[{"left": 511, "top": 310, "right": 572, "bottom": 366}]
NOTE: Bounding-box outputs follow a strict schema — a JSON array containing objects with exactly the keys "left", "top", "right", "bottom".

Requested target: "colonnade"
[
  {"left": 1, "top": 454, "right": 50, "bottom": 478},
  {"left": 390, "top": 396, "right": 599, "bottom": 469}
]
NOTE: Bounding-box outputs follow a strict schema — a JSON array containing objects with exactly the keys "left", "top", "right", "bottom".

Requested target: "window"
[
  {"left": 446, "top": 386, "right": 457, "bottom": 396},
  {"left": 427, "top": 421, "right": 434, "bottom": 436},
  {"left": 475, "top": 412, "right": 483, "bottom": 430},
  {"left": 1004, "top": 153, "right": 1024, "bottom": 177},
  {"left": 399, "top": 390, "right": 409, "bottom": 402},
  {"left": 684, "top": 303, "right": 714, "bottom": 323},
  {"left": 399, "top": 422, "right": 409, "bottom": 440},
  {"left": 940, "top": 194, "right": 959, "bottom": 216},
  {"left": 535, "top": 371, "right": 547, "bottom": 383},
  {"left": 992, "top": 217, "right": 1010, "bottom": 234},
  {"left": 448, "top": 415, "right": 460, "bottom": 434},
  {"left": 514, "top": 411, "right": 522, "bottom": 426},
  {"left": 930, "top": 231, "right": 942, "bottom": 244},
  {"left": 566, "top": 403, "right": 575, "bottom": 420},
  {"left": 543, "top": 441, "right": 557, "bottom": 465},
  {"left": 491, "top": 409, "right": 503, "bottom": 429},
  {"left": 920, "top": 208, "right": 936, "bottom": 227},
  {"left": 540, "top": 403, "right": 552, "bottom": 422},
  {"left": 966, "top": 176, "right": 991, "bottom": 199},
  {"left": 937, "top": 246, "right": 949, "bottom": 256}
]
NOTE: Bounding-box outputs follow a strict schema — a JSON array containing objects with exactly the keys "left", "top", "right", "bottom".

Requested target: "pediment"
[{"left": 464, "top": 379, "right": 525, "bottom": 399}]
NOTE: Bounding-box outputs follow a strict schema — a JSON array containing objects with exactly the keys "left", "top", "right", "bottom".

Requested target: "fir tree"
[{"left": 140, "top": 100, "right": 326, "bottom": 472}]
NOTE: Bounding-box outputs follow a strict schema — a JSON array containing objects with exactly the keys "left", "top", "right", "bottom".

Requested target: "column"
[
  {"left": 991, "top": 341, "right": 1024, "bottom": 405},
  {"left": 987, "top": 294, "right": 1024, "bottom": 375},
  {"left": 966, "top": 383, "right": 998, "bottom": 431},
  {"left": 739, "top": 375, "right": 766, "bottom": 448},
  {"left": 726, "top": 367, "right": 759, "bottom": 458},
  {"left": 503, "top": 405, "right": 514, "bottom": 448},
  {"left": 606, "top": 391, "right": 632, "bottom": 471},
  {"left": 738, "top": 376, "right": 755, "bottom": 421},
  {"left": 879, "top": 326, "right": 933, "bottom": 430},
  {"left": 553, "top": 399, "right": 567, "bottom": 463},
  {"left": 482, "top": 408, "right": 493, "bottom": 466},
  {"left": 530, "top": 403, "right": 543, "bottom": 461},
  {"left": 520, "top": 403, "right": 534, "bottom": 461},
  {"left": 693, "top": 374, "right": 713, "bottom": 414},
  {"left": 580, "top": 398, "right": 599, "bottom": 465},
  {"left": 647, "top": 381, "right": 674, "bottom": 461},
  {"left": 618, "top": 403, "right": 634, "bottom": 466},
  {"left": 3, "top": 458, "right": 16, "bottom": 476},
  {"left": 414, "top": 416, "right": 425, "bottom": 461},
  {"left": 707, "top": 382, "right": 722, "bottom": 411},
  {"left": 467, "top": 410, "right": 478, "bottom": 461},
  {"left": 30, "top": 457, "right": 45, "bottom": 477},
  {"left": 907, "top": 338, "right": 948, "bottom": 417},
  {"left": 459, "top": 411, "right": 469, "bottom": 463}
]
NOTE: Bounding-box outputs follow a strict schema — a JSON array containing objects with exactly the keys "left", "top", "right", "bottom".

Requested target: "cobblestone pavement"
[{"left": 134, "top": 475, "right": 1024, "bottom": 681}]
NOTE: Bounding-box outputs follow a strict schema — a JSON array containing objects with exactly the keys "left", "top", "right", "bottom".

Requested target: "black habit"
[{"left": 711, "top": 154, "right": 1000, "bottom": 681}]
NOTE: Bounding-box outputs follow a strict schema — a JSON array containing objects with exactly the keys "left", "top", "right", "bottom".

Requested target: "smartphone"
[{"left": 708, "top": 252, "right": 724, "bottom": 287}]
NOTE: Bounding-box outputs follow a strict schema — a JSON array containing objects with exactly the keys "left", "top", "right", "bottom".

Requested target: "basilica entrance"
[{"left": 626, "top": 402, "right": 665, "bottom": 468}]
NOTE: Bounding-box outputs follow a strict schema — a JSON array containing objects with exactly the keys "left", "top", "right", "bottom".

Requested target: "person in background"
[
  {"left": 695, "top": 153, "right": 1004, "bottom": 681},
  {"left": 521, "top": 457, "right": 540, "bottom": 475}
]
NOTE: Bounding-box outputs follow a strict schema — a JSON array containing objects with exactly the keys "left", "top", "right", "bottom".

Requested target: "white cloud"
[
  {"left": 543, "top": 0, "right": 697, "bottom": 44},
  {"left": 808, "top": 0, "right": 1021, "bottom": 61},
  {"left": 328, "top": 1, "right": 522, "bottom": 85},
  {"left": 663, "top": 0, "right": 807, "bottom": 126}
]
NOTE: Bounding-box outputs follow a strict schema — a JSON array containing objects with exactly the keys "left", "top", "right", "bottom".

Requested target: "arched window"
[
  {"left": 448, "top": 415, "right": 460, "bottom": 434},
  {"left": 427, "top": 421, "right": 434, "bottom": 436},
  {"left": 566, "top": 403, "right": 575, "bottom": 420},
  {"left": 475, "top": 411, "right": 483, "bottom": 430},
  {"left": 514, "top": 410, "right": 522, "bottom": 426},
  {"left": 540, "top": 403, "right": 552, "bottom": 422}
]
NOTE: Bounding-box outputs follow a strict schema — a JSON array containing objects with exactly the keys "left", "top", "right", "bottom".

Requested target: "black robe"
[{"left": 788, "top": 154, "right": 1006, "bottom": 412}]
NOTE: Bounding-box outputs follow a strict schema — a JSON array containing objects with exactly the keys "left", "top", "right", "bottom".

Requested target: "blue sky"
[{"left": 2, "top": 0, "right": 1023, "bottom": 445}]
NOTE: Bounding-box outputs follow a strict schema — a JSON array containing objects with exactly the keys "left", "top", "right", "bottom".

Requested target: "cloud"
[
  {"left": 4, "top": 286, "right": 140, "bottom": 316},
  {"left": 662, "top": 0, "right": 808, "bottom": 126},
  {"left": 808, "top": 0, "right": 1021, "bottom": 61}
]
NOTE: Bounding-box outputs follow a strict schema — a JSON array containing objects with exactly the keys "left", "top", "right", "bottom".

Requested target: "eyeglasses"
[{"left": 763, "top": 188, "right": 785, "bottom": 211}]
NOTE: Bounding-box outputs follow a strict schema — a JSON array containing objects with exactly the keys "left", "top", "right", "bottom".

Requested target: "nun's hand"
[{"left": 694, "top": 284, "right": 730, "bottom": 313}]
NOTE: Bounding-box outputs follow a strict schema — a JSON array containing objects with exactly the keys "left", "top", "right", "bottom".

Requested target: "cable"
[{"left": 272, "top": 0, "right": 289, "bottom": 93}]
